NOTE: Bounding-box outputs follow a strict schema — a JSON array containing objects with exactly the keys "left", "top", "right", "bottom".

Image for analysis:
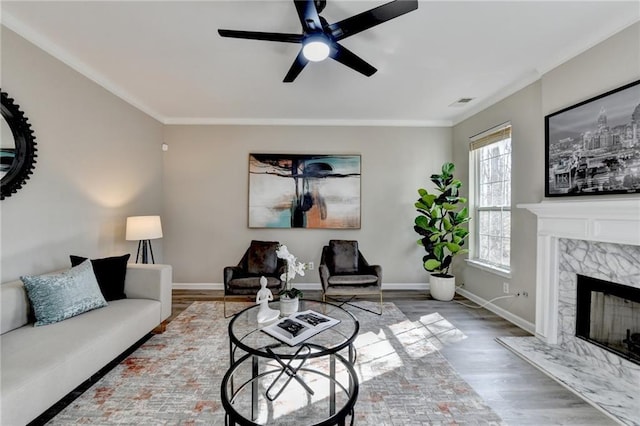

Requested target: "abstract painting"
[{"left": 249, "top": 154, "right": 361, "bottom": 228}]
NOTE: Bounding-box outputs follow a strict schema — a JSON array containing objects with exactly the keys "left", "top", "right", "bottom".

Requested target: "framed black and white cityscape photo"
[{"left": 545, "top": 80, "right": 640, "bottom": 196}]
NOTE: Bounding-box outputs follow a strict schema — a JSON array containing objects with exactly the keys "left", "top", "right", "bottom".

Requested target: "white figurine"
[{"left": 256, "top": 276, "right": 280, "bottom": 323}]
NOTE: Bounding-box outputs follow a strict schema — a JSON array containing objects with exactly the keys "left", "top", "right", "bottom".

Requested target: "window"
[{"left": 469, "top": 123, "right": 512, "bottom": 273}]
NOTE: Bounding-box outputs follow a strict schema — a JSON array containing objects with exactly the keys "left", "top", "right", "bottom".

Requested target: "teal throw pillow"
[{"left": 21, "top": 260, "right": 108, "bottom": 326}]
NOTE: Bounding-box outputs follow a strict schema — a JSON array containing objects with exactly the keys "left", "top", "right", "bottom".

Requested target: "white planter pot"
[
  {"left": 279, "top": 297, "right": 299, "bottom": 316},
  {"left": 429, "top": 274, "right": 456, "bottom": 301}
]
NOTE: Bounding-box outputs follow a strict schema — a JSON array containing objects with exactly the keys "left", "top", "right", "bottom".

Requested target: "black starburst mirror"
[{"left": 1, "top": 91, "right": 37, "bottom": 200}]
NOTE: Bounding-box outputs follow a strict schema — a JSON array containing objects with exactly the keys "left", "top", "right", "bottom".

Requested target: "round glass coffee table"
[{"left": 222, "top": 300, "right": 360, "bottom": 425}]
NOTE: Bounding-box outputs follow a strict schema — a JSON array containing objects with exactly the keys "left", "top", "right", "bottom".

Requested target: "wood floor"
[{"left": 173, "top": 289, "right": 616, "bottom": 425}]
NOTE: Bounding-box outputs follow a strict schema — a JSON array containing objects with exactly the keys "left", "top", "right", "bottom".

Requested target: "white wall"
[
  {"left": 452, "top": 81, "right": 542, "bottom": 324},
  {"left": 1, "top": 28, "right": 165, "bottom": 282},
  {"left": 452, "top": 22, "right": 640, "bottom": 325},
  {"left": 541, "top": 22, "right": 639, "bottom": 121},
  {"left": 2, "top": 17, "right": 637, "bottom": 329},
  {"left": 162, "top": 125, "right": 452, "bottom": 285}
]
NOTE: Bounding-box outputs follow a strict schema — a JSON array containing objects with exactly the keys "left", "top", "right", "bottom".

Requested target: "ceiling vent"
[{"left": 449, "top": 97, "right": 475, "bottom": 107}]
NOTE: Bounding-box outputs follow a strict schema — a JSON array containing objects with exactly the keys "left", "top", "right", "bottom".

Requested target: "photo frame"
[
  {"left": 545, "top": 79, "right": 640, "bottom": 196},
  {"left": 248, "top": 153, "right": 361, "bottom": 229}
]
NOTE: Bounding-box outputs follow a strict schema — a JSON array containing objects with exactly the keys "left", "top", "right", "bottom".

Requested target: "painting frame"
[
  {"left": 248, "top": 153, "right": 361, "bottom": 229},
  {"left": 545, "top": 79, "right": 640, "bottom": 197}
]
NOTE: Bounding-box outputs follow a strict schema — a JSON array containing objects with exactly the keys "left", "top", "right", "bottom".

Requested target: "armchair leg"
[{"left": 224, "top": 295, "right": 235, "bottom": 319}]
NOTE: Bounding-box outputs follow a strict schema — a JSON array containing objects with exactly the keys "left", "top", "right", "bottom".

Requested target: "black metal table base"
[
  {"left": 222, "top": 350, "right": 358, "bottom": 426},
  {"left": 223, "top": 300, "right": 360, "bottom": 425},
  {"left": 265, "top": 345, "right": 314, "bottom": 401}
]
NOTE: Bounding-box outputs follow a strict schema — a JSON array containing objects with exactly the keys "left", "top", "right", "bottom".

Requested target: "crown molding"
[
  {"left": 162, "top": 117, "right": 452, "bottom": 127},
  {"left": 451, "top": 70, "right": 542, "bottom": 126},
  {"left": 1, "top": 12, "right": 449, "bottom": 129},
  {"left": 4, "top": 8, "right": 637, "bottom": 130},
  {"left": 1, "top": 13, "right": 166, "bottom": 124},
  {"left": 452, "top": 18, "right": 640, "bottom": 126}
]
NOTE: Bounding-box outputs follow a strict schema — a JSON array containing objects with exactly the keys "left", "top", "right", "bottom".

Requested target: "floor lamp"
[{"left": 126, "top": 215, "right": 163, "bottom": 264}]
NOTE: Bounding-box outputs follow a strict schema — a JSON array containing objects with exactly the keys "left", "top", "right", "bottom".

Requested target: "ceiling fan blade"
[
  {"left": 218, "top": 29, "right": 302, "bottom": 43},
  {"left": 283, "top": 50, "right": 310, "bottom": 82},
  {"left": 294, "top": 0, "right": 323, "bottom": 33},
  {"left": 328, "top": 0, "right": 418, "bottom": 41},
  {"left": 330, "top": 43, "right": 377, "bottom": 77}
]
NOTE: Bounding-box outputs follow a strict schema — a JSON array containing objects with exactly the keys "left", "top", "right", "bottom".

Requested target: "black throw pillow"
[
  {"left": 330, "top": 240, "right": 359, "bottom": 274},
  {"left": 246, "top": 240, "right": 278, "bottom": 275},
  {"left": 70, "top": 254, "right": 130, "bottom": 301}
]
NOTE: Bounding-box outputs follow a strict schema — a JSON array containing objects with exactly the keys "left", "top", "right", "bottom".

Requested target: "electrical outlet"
[
  {"left": 503, "top": 282, "right": 510, "bottom": 294},
  {"left": 307, "top": 261, "right": 314, "bottom": 270}
]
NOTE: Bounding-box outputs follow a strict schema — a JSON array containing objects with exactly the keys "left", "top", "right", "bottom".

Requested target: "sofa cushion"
[
  {"left": 327, "top": 274, "right": 378, "bottom": 285},
  {"left": 330, "top": 240, "right": 359, "bottom": 274},
  {"left": 247, "top": 240, "right": 278, "bottom": 275},
  {"left": 0, "top": 280, "right": 31, "bottom": 334},
  {"left": 228, "top": 276, "right": 281, "bottom": 295},
  {"left": 1, "top": 298, "right": 161, "bottom": 426},
  {"left": 21, "top": 260, "right": 108, "bottom": 326},
  {"left": 70, "top": 254, "right": 130, "bottom": 301}
]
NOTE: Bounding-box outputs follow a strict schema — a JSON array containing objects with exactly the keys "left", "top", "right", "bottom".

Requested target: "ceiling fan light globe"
[{"left": 302, "top": 41, "right": 330, "bottom": 62}]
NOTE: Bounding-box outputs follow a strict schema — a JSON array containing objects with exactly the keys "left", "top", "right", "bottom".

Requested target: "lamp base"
[{"left": 136, "top": 240, "right": 156, "bottom": 264}]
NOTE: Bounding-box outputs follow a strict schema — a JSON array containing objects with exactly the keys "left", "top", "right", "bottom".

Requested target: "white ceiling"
[{"left": 2, "top": 1, "right": 639, "bottom": 126}]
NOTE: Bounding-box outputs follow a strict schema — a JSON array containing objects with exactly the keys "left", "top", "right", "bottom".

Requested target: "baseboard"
[
  {"left": 172, "top": 282, "right": 429, "bottom": 291},
  {"left": 172, "top": 283, "right": 220, "bottom": 290},
  {"left": 455, "top": 287, "right": 536, "bottom": 334},
  {"left": 172, "top": 283, "right": 533, "bottom": 333},
  {"left": 382, "top": 282, "right": 429, "bottom": 291}
]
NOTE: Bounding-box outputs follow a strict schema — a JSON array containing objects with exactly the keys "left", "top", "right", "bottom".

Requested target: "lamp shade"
[{"left": 126, "top": 216, "right": 163, "bottom": 241}]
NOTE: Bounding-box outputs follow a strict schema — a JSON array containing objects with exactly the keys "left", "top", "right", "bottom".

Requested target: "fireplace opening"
[{"left": 576, "top": 274, "right": 640, "bottom": 365}]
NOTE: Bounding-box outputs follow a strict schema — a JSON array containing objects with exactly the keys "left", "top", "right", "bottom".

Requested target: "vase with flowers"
[{"left": 276, "top": 244, "right": 306, "bottom": 315}]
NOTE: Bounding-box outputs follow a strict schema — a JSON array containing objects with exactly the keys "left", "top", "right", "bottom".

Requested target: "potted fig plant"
[
  {"left": 276, "top": 244, "right": 306, "bottom": 315},
  {"left": 414, "top": 162, "right": 470, "bottom": 301}
]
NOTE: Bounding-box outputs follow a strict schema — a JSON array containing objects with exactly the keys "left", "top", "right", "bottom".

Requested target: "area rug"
[{"left": 48, "top": 301, "right": 503, "bottom": 425}]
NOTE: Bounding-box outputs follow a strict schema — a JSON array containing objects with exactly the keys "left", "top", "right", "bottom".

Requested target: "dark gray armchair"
[
  {"left": 223, "top": 240, "right": 285, "bottom": 317},
  {"left": 319, "top": 240, "right": 383, "bottom": 315}
]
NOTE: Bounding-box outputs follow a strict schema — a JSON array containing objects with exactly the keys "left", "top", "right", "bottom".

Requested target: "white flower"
[
  {"left": 276, "top": 244, "right": 306, "bottom": 285},
  {"left": 276, "top": 244, "right": 292, "bottom": 261}
]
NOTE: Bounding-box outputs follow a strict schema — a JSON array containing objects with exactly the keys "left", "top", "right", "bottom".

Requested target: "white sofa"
[{"left": 0, "top": 263, "right": 172, "bottom": 426}]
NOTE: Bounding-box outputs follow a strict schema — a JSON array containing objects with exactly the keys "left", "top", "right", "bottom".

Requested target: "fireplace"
[
  {"left": 510, "top": 199, "right": 640, "bottom": 423},
  {"left": 576, "top": 274, "right": 640, "bottom": 365},
  {"left": 517, "top": 199, "right": 640, "bottom": 345}
]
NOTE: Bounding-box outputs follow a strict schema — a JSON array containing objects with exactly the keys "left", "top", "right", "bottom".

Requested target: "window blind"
[{"left": 469, "top": 123, "right": 511, "bottom": 151}]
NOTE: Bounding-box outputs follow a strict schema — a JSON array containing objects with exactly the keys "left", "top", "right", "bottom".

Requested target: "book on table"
[{"left": 261, "top": 310, "right": 341, "bottom": 346}]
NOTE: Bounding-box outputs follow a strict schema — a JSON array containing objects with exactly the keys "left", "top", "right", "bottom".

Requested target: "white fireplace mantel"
[
  {"left": 518, "top": 199, "right": 640, "bottom": 246},
  {"left": 518, "top": 198, "right": 640, "bottom": 343}
]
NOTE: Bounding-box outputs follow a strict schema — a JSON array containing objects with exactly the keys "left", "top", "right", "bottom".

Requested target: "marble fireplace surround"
[
  {"left": 502, "top": 199, "right": 640, "bottom": 424},
  {"left": 519, "top": 199, "right": 640, "bottom": 344}
]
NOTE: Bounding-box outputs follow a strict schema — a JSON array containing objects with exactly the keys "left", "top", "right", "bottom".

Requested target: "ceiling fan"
[{"left": 218, "top": 0, "right": 418, "bottom": 82}]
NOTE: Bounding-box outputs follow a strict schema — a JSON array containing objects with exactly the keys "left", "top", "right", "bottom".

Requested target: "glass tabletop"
[{"left": 228, "top": 300, "right": 359, "bottom": 359}]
